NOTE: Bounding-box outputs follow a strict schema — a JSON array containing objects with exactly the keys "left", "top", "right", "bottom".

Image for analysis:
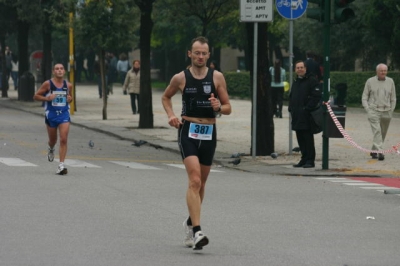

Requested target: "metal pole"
[
  {"left": 288, "top": 20, "right": 293, "bottom": 155},
  {"left": 251, "top": 22, "right": 258, "bottom": 159},
  {"left": 69, "top": 12, "right": 76, "bottom": 114},
  {"left": 322, "top": 0, "right": 331, "bottom": 169}
]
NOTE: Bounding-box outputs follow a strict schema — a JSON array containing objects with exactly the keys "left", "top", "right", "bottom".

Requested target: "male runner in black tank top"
[{"left": 162, "top": 36, "right": 231, "bottom": 250}]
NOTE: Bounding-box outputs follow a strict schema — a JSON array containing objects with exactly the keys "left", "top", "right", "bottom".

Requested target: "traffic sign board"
[
  {"left": 276, "top": 0, "right": 308, "bottom": 20},
  {"left": 240, "top": 0, "right": 273, "bottom": 22}
]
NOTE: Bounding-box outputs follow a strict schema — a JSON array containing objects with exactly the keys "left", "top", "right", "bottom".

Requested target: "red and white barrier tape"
[{"left": 324, "top": 101, "right": 400, "bottom": 155}]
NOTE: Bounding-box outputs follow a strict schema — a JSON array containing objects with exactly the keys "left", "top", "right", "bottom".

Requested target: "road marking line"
[
  {"left": 315, "top": 177, "right": 400, "bottom": 194},
  {"left": 361, "top": 186, "right": 397, "bottom": 190},
  {"left": 55, "top": 159, "right": 101, "bottom": 168},
  {"left": 165, "top": 164, "right": 224, "bottom": 173},
  {"left": 342, "top": 183, "right": 381, "bottom": 186},
  {"left": 315, "top": 178, "right": 347, "bottom": 180},
  {"left": 0, "top": 157, "right": 37, "bottom": 167},
  {"left": 329, "top": 180, "right": 364, "bottom": 183},
  {"left": 110, "top": 161, "right": 161, "bottom": 170}
]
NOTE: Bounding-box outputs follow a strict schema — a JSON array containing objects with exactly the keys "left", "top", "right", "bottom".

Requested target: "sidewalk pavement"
[{"left": 1, "top": 83, "right": 399, "bottom": 177}]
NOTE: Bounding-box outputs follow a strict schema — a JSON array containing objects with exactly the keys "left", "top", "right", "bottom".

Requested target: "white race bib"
[
  {"left": 188, "top": 122, "right": 213, "bottom": 140},
  {"left": 52, "top": 91, "right": 67, "bottom": 107}
]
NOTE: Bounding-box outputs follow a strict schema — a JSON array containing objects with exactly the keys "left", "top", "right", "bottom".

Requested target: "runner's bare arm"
[
  {"left": 67, "top": 82, "right": 73, "bottom": 103},
  {"left": 162, "top": 72, "right": 185, "bottom": 128},
  {"left": 33, "top": 81, "right": 52, "bottom": 101},
  {"left": 212, "top": 71, "right": 231, "bottom": 115}
]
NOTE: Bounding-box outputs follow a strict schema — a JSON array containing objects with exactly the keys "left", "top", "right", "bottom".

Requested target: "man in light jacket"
[{"left": 362, "top": 63, "right": 396, "bottom": 161}]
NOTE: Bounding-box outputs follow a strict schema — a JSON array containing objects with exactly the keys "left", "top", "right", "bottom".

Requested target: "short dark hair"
[
  {"left": 295, "top": 60, "right": 305, "bottom": 67},
  {"left": 190, "top": 36, "right": 209, "bottom": 50}
]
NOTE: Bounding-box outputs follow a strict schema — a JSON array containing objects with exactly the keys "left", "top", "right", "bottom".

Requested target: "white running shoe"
[
  {"left": 193, "top": 231, "right": 209, "bottom": 250},
  {"left": 47, "top": 147, "right": 55, "bottom": 162},
  {"left": 183, "top": 219, "right": 194, "bottom": 247},
  {"left": 56, "top": 164, "right": 68, "bottom": 175}
]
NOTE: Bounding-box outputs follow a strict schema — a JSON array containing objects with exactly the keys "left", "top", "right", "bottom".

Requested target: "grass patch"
[{"left": 152, "top": 80, "right": 168, "bottom": 91}]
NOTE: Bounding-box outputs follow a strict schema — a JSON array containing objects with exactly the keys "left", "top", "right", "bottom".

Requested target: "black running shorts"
[{"left": 178, "top": 120, "right": 217, "bottom": 166}]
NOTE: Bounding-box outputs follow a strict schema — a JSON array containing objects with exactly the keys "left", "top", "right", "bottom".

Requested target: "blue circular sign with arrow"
[{"left": 276, "top": 0, "right": 308, "bottom": 20}]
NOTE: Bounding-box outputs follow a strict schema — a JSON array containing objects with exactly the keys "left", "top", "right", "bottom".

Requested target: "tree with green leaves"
[
  {"left": 1, "top": 0, "right": 61, "bottom": 99},
  {"left": 72, "top": 0, "right": 138, "bottom": 120},
  {"left": 0, "top": 0, "right": 42, "bottom": 98},
  {"left": 363, "top": 0, "right": 400, "bottom": 69},
  {"left": 0, "top": 2, "right": 17, "bottom": 97},
  {"left": 152, "top": 0, "right": 239, "bottom": 78}
]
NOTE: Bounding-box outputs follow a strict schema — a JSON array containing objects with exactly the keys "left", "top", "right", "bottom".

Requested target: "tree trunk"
[
  {"left": 137, "top": 0, "right": 154, "bottom": 128},
  {"left": 1, "top": 36, "right": 8, "bottom": 98},
  {"left": 247, "top": 23, "right": 274, "bottom": 156},
  {"left": 17, "top": 20, "right": 30, "bottom": 101}
]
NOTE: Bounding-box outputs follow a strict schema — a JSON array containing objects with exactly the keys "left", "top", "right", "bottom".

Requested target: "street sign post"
[
  {"left": 240, "top": 0, "right": 274, "bottom": 22},
  {"left": 240, "top": 0, "right": 273, "bottom": 158}
]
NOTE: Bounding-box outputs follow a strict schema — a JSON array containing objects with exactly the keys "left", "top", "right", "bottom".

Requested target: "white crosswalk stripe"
[
  {"left": 0, "top": 157, "right": 37, "bottom": 167},
  {"left": 165, "top": 163, "right": 225, "bottom": 173},
  {"left": 0, "top": 157, "right": 226, "bottom": 173},
  {"left": 342, "top": 182, "right": 381, "bottom": 186},
  {"left": 55, "top": 159, "right": 101, "bottom": 168},
  {"left": 314, "top": 177, "right": 400, "bottom": 196},
  {"left": 110, "top": 161, "right": 161, "bottom": 170}
]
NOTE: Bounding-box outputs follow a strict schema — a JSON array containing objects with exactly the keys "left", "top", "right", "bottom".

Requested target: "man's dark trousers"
[{"left": 296, "top": 130, "right": 315, "bottom": 164}]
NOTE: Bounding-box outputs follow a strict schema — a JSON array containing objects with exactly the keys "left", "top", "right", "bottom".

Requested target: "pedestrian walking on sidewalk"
[
  {"left": 33, "top": 63, "right": 73, "bottom": 175},
  {"left": 117, "top": 52, "right": 129, "bottom": 87},
  {"left": 5, "top": 46, "right": 12, "bottom": 83},
  {"left": 269, "top": 59, "right": 286, "bottom": 118},
  {"left": 209, "top": 60, "right": 221, "bottom": 72},
  {"left": 362, "top": 63, "right": 396, "bottom": 161},
  {"left": 123, "top": 59, "right": 140, "bottom": 114},
  {"left": 161, "top": 36, "right": 231, "bottom": 250},
  {"left": 11, "top": 54, "right": 19, "bottom": 91},
  {"left": 289, "top": 60, "right": 321, "bottom": 168}
]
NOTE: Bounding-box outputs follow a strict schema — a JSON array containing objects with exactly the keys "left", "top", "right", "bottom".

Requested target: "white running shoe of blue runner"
[{"left": 48, "top": 147, "right": 55, "bottom": 162}]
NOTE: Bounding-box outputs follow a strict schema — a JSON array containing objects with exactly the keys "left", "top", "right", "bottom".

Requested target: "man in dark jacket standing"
[{"left": 289, "top": 61, "right": 321, "bottom": 168}]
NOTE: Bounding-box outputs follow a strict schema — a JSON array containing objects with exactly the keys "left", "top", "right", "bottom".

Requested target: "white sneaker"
[
  {"left": 47, "top": 147, "right": 55, "bottom": 162},
  {"left": 183, "top": 219, "right": 194, "bottom": 247},
  {"left": 56, "top": 164, "right": 68, "bottom": 175},
  {"left": 193, "top": 231, "right": 209, "bottom": 250}
]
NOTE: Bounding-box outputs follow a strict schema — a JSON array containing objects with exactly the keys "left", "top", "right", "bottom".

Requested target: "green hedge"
[
  {"left": 225, "top": 71, "right": 251, "bottom": 99},
  {"left": 226, "top": 71, "right": 400, "bottom": 108}
]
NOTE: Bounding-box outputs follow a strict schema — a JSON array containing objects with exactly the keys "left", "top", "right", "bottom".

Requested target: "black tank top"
[{"left": 181, "top": 68, "right": 217, "bottom": 118}]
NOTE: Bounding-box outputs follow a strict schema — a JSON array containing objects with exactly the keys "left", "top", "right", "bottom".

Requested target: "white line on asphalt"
[
  {"left": 342, "top": 183, "right": 382, "bottom": 186},
  {"left": 110, "top": 161, "right": 161, "bottom": 170},
  {"left": 329, "top": 180, "right": 365, "bottom": 183},
  {"left": 315, "top": 178, "right": 347, "bottom": 180},
  {"left": 361, "top": 186, "right": 398, "bottom": 190},
  {"left": 0, "top": 157, "right": 37, "bottom": 167},
  {"left": 55, "top": 159, "right": 101, "bottom": 168},
  {"left": 165, "top": 164, "right": 224, "bottom": 173}
]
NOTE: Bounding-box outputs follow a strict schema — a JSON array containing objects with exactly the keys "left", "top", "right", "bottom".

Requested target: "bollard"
[{"left": 19, "top": 71, "right": 35, "bottom": 101}]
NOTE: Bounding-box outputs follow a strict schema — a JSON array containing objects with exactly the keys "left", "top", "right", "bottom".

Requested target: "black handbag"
[{"left": 310, "top": 105, "right": 323, "bottom": 134}]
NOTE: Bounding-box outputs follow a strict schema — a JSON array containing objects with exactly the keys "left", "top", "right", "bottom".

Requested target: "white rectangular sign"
[{"left": 240, "top": 0, "right": 273, "bottom": 22}]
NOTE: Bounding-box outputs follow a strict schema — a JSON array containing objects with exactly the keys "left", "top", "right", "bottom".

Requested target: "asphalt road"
[{"left": 1, "top": 107, "right": 400, "bottom": 266}]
